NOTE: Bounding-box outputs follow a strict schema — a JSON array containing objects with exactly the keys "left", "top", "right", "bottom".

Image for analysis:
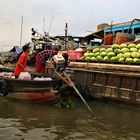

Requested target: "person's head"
[
  {"left": 22, "top": 44, "right": 30, "bottom": 54},
  {"left": 62, "top": 53, "right": 68, "bottom": 61},
  {"left": 52, "top": 46, "right": 59, "bottom": 55}
]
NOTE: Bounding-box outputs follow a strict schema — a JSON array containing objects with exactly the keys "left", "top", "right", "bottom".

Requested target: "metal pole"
[
  {"left": 64, "top": 23, "right": 68, "bottom": 50},
  {"left": 43, "top": 18, "right": 45, "bottom": 33},
  {"left": 19, "top": 16, "right": 23, "bottom": 48},
  {"left": 48, "top": 16, "right": 53, "bottom": 36}
]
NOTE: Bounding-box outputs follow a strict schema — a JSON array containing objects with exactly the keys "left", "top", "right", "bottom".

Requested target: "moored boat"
[
  {"left": 69, "top": 62, "right": 140, "bottom": 105},
  {"left": 0, "top": 74, "right": 62, "bottom": 102}
]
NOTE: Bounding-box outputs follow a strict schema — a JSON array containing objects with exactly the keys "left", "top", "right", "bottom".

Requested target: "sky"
[{"left": 0, "top": 0, "right": 139, "bottom": 50}]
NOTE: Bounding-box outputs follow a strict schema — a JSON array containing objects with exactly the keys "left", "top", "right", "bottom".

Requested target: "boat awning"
[
  {"left": 84, "top": 29, "right": 104, "bottom": 39},
  {"left": 9, "top": 46, "right": 22, "bottom": 54}
]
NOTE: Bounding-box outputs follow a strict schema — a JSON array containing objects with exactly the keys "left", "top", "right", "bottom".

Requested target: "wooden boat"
[
  {"left": 0, "top": 74, "right": 62, "bottom": 102},
  {"left": 69, "top": 62, "right": 140, "bottom": 105}
]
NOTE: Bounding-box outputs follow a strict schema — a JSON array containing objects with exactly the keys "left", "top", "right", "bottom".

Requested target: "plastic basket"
[{"left": 67, "top": 50, "right": 85, "bottom": 60}]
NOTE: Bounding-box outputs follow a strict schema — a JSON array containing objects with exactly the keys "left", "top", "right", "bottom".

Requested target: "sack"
[{"left": 18, "top": 72, "right": 31, "bottom": 80}]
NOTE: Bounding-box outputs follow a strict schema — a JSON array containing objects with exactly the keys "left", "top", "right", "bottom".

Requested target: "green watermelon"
[
  {"left": 96, "top": 56, "right": 103, "bottom": 61},
  {"left": 133, "top": 58, "right": 140, "bottom": 63},
  {"left": 136, "top": 44, "right": 140, "bottom": 49},
  {"left": 103, "top": 56, "right": 110, "bottom": 61},
  {"left": 117, "top": 53, "right": 124, "bottom": 58},
  {"left": 93, "top": 52, "right": 100, "bottom": 57},
  {"left": 85, "top": 57, "right": 91, "bottom": 61},
  {"left": 130, "top": 48, "right": 138, "bottom": 52},
  {"left": 118, "top": 57, "right": 125, "bottom": 63},
  {"left": 106, "top": 48, "right": 113, "bottom": 53},
  {"left": 131, "top": 52, "right": 140, "bottom": 58},
  {"left": 107, "top": 52, "right": 116, "bottom": 58},
  {"left": 112, "top": 44, "right": 120, "bottom": 49},
  {"left": 91, "top": 57, "right": 97, "bottom": 61},
  {"left": 126, "top": 58, "right": 133, "bottom": 63},
  {"left": 124, "top": 52, "right": 131, "bottom": 58},
  {"left": 93, "top": 48, "right": 100, "bottom": 53},
  {"left": 100, "top": 48, "right": 106, "bottom": 52},
  {"left": 110, "top": 56, "right": 118, "bottom": 62},
  {"left": 114, "top": 49, "right": 121, "bottom": 54},
  {"left": 120, "top": 44, "right": 127, "bottom": 48},
  {"left": 128, "top": 44, "right": 136, "bottom": 48},
  {"left": 100, "top": 52, "right": 107, "bottom": 57},
  {"left": 121, "top": 48, "right": 129, "bottom": 53}
]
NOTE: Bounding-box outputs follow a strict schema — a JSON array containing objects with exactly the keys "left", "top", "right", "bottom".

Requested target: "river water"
[{"left": 0, "top": 97, "right": 140, "bottom": 140}]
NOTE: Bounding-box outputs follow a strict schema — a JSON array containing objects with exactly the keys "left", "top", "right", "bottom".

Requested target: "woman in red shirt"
[{"left": 14, "top": 45, "right": 30, "bottom": 78}]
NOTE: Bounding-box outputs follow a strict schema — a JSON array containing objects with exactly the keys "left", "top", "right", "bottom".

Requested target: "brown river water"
[{"left": 0, "top": 97, "right": 140, "bottom": 140}]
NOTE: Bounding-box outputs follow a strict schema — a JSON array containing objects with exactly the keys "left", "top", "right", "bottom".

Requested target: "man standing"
[
  {"left": 35, "top": 47, "right": 58, "bottom": 73},
  {"left": 14, "top": 44, "right": 30, "bottom": 78}
]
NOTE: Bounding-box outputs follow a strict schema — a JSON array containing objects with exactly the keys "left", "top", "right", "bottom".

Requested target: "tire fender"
[{"left": 0, "top": 79, "right": 9, "bottom": 96}]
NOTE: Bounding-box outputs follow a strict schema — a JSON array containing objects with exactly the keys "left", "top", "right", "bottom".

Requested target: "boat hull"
[{"left": 2, "top": 78, "right": 62, "bottom": 102}]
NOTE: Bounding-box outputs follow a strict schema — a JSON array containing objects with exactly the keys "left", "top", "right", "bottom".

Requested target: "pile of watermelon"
[{"left": 80, "top": 44, "right": 140, "bottom": 63}]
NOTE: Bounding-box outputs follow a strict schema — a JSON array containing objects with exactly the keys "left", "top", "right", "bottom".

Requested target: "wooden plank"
[
  {"left": 68, "top": 67, "right": 140, "bottom": 78},
  {"left": 70, "top": 62, "right": 140, "bottom": 73}
]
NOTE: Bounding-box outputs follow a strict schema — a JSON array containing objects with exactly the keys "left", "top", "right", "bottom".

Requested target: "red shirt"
[{"left": 14, "top": 52, "right": 28, "bottom": 76}]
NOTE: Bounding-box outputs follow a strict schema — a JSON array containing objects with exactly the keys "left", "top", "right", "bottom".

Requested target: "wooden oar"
[
  {"left": 45, "top": 61, "right": 95, "bottom": 116},
  {"left": 62, "top": 71, "right": 95, "bottom": 117},
  {"left": 53, "top": 67, "right": 95, "bottom": 117}
]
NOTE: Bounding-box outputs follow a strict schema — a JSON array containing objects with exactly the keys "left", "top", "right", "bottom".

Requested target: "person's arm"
[
  {"left": 17, "top": 54, "right": 26, "bottom": 71},
  {"left": 17, "top": 62, "right": 26, "bottom": 71}
]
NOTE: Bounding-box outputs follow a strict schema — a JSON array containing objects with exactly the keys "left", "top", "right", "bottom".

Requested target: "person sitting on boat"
[
  {"left": 35, "top": 46, "right": 59, "bottom": 73},
  {"left": 14, "top": 44, "right": 30, "bottom": 78}
]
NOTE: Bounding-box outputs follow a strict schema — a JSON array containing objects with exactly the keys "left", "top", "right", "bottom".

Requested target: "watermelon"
[
  {"left": 103, "top": 56, "right": 110, "bottom": 61},
  {"left": 126, "top": 58, "right": 133, "bottom": 63},
  {"left": 106, "top": 48, "right": 113, "bottom": 53},
  {"left": 89, "top": 53, "right": 94, "bottom": 57},
  {"left": 94, "top": 52, "right": 100, "bottom": 57},
  {"left": 107, "top": 52, "right": 116, "bottom": 58},
  {"left": 112, "top": 44, "right": 120, "bottom": 49},
  {"left": 133, "top": 58, "right": 140, "bottom": 63},
  {"left": 120, "top": 44, "right": 127, "bottom": 48},
  {"left": 131, "top": 52, "right": 140, "bottom": 58},
  {"left": 96, "top": 56, "right": 103, "bottom": 61},
  {"left": 117, "top": 53, "right": 124, "bottom": 58},
  {"left": 124, "top": 52, "right": 131, "bottom": 58},
  {"left": 100, "top": 48, "right": 106, "bottom": 52},
  {"left": 84, "top": 52, "right": 90, "bottom": 57},
  {"left": 130, "top": 48, "right": 138, "bottom": 52},
  {"left": 93, "top": 48, "right": 100, "bottom": 53},
  {"left": 110, "top": 56, "right": 118, "bottom": 62},
  {"left": 100, "top": 52, "right": 107, "bottom": 57},
  {"left": 121, "top": 48, "right": 129, "bottom": 53},
  {"left": 118, "top": 57, "right": 125, "bottom": 63},
  {"left": 91, "top": 57, "right": 97, "bottom": 61},
  {"left": 136, "top": 44, "right": 140, "bottom": 49},
  {"left": 128, "top": 44, "right": 136, "bottom": 48},
  {"left": 85, "top": 57, "right": 91, "bottom": 61},
  {"left": 114, "top": 49, "right": 121, "bottom": 54}
]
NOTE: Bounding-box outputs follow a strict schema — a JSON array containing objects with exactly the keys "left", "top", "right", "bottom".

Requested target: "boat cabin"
[{"left": 104, "top": 21, "right": 140, "bottom": 40}]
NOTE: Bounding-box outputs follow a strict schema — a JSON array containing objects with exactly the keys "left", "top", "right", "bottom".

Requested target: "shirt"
[
  {"left": 38, "top": 50, "right": 53, "bottom": 64},
  {"left": 14, "top": 52, "right": 28, "bottom": 76}
]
